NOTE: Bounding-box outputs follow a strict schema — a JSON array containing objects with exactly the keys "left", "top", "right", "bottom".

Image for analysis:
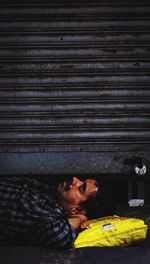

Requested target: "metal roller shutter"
[{"left": 0, "top": 1, "right": 149, "bottom": 175}]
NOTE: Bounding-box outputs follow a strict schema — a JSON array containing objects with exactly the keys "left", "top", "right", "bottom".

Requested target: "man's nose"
[{"left": 72, "top": 177, "right": 83, "bottom": 186}]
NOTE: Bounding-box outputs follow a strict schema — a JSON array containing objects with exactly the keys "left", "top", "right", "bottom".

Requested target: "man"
[{"left": 0, "top": 176, "right": 99, "bottom": 247}]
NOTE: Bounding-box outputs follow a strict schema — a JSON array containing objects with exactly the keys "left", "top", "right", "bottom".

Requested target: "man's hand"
[{"left": 67, "top": 214, "right": 88, "bottom": 229}]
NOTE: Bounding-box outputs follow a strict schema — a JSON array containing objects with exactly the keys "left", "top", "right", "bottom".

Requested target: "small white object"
[
  {"left": 134, "top": 164, "right": 147, "bottom": 176},
  {"left": 128, "top": 199, "right": 144, "bottom": 207},
  {"left": 102, "top": 223, "right": 114, "bottom": 231}
]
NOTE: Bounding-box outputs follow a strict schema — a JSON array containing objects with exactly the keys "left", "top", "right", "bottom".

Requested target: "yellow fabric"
[{"left": 74, "top": 216, "right": 148, "bottom": 248}]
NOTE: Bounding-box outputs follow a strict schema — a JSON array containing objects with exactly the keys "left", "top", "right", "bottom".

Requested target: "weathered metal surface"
[{"left": 0, "top": 1, "right": 149, "bottom": 175}]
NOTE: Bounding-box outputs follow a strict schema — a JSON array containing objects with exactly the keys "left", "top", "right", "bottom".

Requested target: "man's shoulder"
[{"left": 0, "top": 176, "right": 58, "bottom": 200}]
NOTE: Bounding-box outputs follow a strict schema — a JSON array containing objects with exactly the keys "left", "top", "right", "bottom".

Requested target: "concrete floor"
[{"left": 0, "top": 246, "right": 150, "bottom": 264}]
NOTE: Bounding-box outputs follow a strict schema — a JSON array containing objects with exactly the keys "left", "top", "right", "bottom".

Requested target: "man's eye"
[
  {"left": 79, "top": 183, "right": 86, "bottom": 194},
  {"left": 79, "top": 186, "right": 84, "bottom": 194}
]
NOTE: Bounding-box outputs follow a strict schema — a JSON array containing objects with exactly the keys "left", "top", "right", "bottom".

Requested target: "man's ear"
[
  {"left": 70, "top": 207, "right": 86, "bottom": 215},
  {"left": 70, "top": 207, "right": 78, "bottom": 215}
]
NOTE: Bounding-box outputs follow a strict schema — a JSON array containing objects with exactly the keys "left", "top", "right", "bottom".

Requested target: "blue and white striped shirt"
[{"left": 0, "top": 177, "right": 77, "bottom": 247}]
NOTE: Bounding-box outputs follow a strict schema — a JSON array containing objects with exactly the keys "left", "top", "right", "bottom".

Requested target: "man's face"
[{"left": 57, "top": 177, "right": 99, "bottom": 212}]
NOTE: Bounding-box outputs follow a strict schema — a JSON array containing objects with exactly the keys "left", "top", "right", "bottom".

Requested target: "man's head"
[{"left": 57, "top": 176, "right": 99, "bottom": 215}]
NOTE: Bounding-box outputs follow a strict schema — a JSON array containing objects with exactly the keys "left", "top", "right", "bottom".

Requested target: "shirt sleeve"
[{"left": 32, "top": 215, "right": 77, "bottom": 248}]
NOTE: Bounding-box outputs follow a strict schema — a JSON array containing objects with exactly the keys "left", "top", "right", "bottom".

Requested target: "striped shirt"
[{"left": 0, "top": 177, "right": 77, "bottom": 247}]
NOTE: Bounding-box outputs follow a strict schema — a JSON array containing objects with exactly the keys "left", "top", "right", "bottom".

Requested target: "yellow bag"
[{"left": 74, "top": 216, "right": 148, "bottom": 248}]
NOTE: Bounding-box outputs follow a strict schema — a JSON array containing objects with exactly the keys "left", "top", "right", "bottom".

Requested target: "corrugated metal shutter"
[{"left": 0, "top": 2, "right": 149, "bottom": 175}]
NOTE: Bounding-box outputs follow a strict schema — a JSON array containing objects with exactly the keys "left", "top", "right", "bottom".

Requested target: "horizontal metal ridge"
[
  {"left": 1, "top": 27, "right": 148, "bottom": 32},
  {"left": 1, "top": 72, "right": 150, "bottom": 77},
  {"left": 0, "top": 16, "right": 149, "bottom": 20},
  {"left": 0, "top": 62, "right": 150, "bottom": 73},
  {"left": 0, "top": 113, "right": 149, "bottom": 117},
  {"left": 1, "top": 126, "right": 150, "bottom": 130},
  {"left": 0, "top": 111, "right": 146, "bottom": 116},
  {"left": 1, "top": 58, "right": 150, "bottom": 62},
  {"left": 0, "top": 83, "right": 149, "bottom": 88},
  {"left": 0, "top": 47, "right": 149, "bottom": 60},
  {"left": 0, "top": 44, "right": 149, "bottom": 47},
  {"left": 0, "top": 139, "right": 149, "bottom": 144},
  {"left": 0, "top": 47, "right": 149, "bottom": 54},
  {"left": 0, "top": 44, "right": 149, "bottom": 49},
  {"left": 0, "top": 43, "right": 149, "bottom": 47},
  {"left": 0, "top": 97, "right": 149, "bottom": 101},
  {"left": 0, "top": 89, "right": 150, "bottom": 98},
  {"left": 0, "top": 72, "right": 149, "bottom": 77},
  {"left": 0, "top": 13, "right": 149, "bottom": 19},
  {"left": 0, "top": 102, "right": 149, "bottom": 114},
  {"left": 0, "top": 30, "right": 150, "bottom": 34},
  {"left": 0, "top": 97, "right": 149, "bottom": 102},
  {"left": 1, "top": 113, "right": 149, "bottom": 117},
  {"left": 0, "top": 131, "right": 150, "bottom": 141},
  {"left": 1, "top": 71, "right": 150, "bottom": 77},
  {"left": 0, "top": 84, "right": 149, "bottom": 89},
  {"left": 0, "top": 20, "right": 150, "bottom": 31},
  {"left": 0, "top": 4, "right": 150, "bottom": 16},
  {"left": 0, "top": 29, "right": 150, "bottom": 33},
  {"left": 0, "top": 76, "right": 149, "bottom": 86},
  {"left": 0, "top": 116, "right": 149, "bottom": 126}
]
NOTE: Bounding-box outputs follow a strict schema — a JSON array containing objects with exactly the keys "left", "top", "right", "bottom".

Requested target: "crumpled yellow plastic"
[{"left": 74, "top": 216, "right": 148, "bottom": 248}]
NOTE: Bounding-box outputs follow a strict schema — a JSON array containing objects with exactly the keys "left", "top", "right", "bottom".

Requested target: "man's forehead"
[{"left": 86, "top": 178, "right": 98, "bottom": 185}]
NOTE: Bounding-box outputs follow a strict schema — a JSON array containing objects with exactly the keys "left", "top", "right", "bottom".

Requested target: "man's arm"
[
  {"left": 68, "top": 214, "right": 87, "bottom": 229},
  {"left": 32, "top": 216, "right": 78, "bottom": 248}
]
